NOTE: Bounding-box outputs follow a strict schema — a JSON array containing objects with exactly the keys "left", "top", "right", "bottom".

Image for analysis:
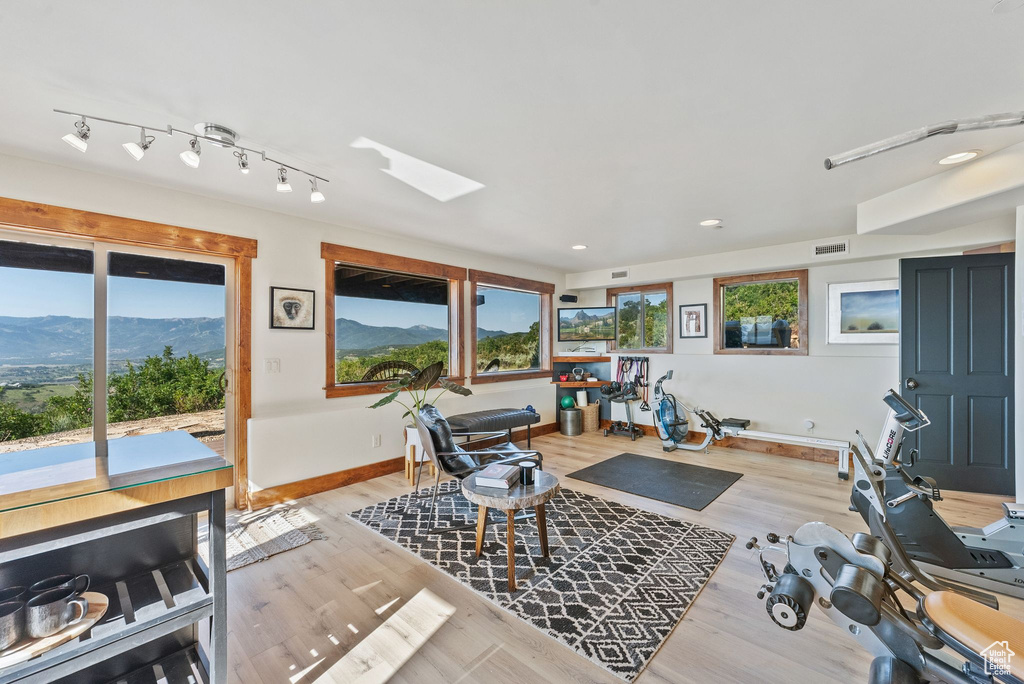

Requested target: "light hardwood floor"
[{"left": 226, "top": 431, "right": 1023, "bottom": 684}]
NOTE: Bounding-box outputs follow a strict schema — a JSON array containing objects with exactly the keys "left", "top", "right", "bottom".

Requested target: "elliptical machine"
[
  {"left": 850, "top": 389, "right": 1024, "bottom": 600},
  {"left": 749, "top": 514, "right": 1024, "bottom": 683},
  {"left": 652, "top": 371, "right": 749, "bottom": 452}
]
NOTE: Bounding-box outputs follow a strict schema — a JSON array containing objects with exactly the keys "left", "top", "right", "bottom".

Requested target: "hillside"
[
  {"left": 0, "top": 315, "right": 225, "bottom": 364},
  {"left": 335, "top": 318, "right": 508, "bottom": 352}
]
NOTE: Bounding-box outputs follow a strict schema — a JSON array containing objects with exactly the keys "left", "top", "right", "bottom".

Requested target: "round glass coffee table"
[{"left": 461, "top": 469, "right": 560, "bottom": 592}]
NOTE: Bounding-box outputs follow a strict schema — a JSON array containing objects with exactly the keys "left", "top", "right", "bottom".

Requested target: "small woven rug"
[
  {"left": 350, "top": 480, "right": 733, "bottom": 681},
  {"left": 199, "top": 503, "right": 326, "bottom": 572}
]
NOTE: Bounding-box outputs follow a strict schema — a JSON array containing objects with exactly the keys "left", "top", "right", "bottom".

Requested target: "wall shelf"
[
  {"left": 552, "top": 355, "right": 611, "bottom": 363},
  {"left": 551, "top": 381, "right": 609, "bottom": 388}
]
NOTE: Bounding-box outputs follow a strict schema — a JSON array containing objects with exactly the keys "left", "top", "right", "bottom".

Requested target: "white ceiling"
[{"left": 1, "top": 1, "right": 1022, "bottom": 271}]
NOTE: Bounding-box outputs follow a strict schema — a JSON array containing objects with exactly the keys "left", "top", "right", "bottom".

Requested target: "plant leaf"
[
  {"left": 368, "top": 390, "right": 400, "bottom": 409},
  {"left": 440, "top": 379, "right": 472, "bottom": 396},
  {"left": 410, "top": 361, "right": 443, "bottom": 390}
]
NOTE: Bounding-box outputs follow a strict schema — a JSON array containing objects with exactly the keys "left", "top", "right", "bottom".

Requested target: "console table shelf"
[{"left": 0, "top": 432, "right": 231, "bottom": 684}]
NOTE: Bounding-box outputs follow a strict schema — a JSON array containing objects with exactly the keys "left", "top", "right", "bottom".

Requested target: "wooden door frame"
[{"left": 0, "top": 197, "right": 258, "bottom": 509}]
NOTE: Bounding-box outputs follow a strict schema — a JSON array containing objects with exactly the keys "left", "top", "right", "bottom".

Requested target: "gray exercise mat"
[{"left": 566, "top": 452, "right": 742, "bottom": 511}]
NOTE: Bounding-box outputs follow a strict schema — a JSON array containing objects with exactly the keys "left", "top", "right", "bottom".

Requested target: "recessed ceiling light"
[
  {"left": 938, "top": 150, "right": 979, "bottom": 165},
  {"left": 572, "top": 245, "right": 587, "bottom": 250},
  {"left": 699, "top": 218, "right": 722, "bottom": 227}
]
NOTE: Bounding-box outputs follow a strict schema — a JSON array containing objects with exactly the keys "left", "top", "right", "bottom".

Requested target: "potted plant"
[{"left": 368, "top": 361, "right": 472, "bottom": 482}]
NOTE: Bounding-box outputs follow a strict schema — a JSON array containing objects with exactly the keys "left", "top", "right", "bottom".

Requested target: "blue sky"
[
  {"left": 0, "top": 269, "right": 225, "bottom": 319},
  {"left": 840, "top": 289, "right": 899, "bottom": 323},
  {"left": 337, "top": 286, "right": 539, "bottom": 332}
]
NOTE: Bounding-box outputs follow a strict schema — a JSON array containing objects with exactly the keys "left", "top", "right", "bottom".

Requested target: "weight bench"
[{"left": 446, "top": 408, "right": 541, "bottom": 448}]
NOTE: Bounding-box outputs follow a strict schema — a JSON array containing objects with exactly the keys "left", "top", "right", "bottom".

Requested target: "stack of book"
[{"left": 476, "top": 463, "right": 520, "bottom": 489}]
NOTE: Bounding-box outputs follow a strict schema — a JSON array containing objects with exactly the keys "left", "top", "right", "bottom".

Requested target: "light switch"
[{"left": 264, "top": 358, "right": 281, "bottom": 373}]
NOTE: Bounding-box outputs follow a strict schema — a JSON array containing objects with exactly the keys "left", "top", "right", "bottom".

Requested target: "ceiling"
[{"left": 1, "top": 1, "right": 1022, "bottom": 271}]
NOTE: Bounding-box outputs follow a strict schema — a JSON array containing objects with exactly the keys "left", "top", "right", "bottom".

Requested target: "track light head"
[
  {"left": 234, "top": 150, "right": 250, "bottom": 174},
  {"left": 62, "top": 117, "right": 90, "bottom": 152},
  {"left": 179, "top": 137, "right": 201, "bottom": 168},
  {"left": 276, "top": 166, "right": 292, "bottom": 193},
  {"left": 122, "top": 128, "right": 154, "bottom": 161},
  {"left": 309, "top": 178, "right": 325, "bottom": 203}
]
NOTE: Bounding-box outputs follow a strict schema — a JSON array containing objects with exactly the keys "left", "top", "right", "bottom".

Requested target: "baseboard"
[
  {"left": 248, "top": 456, "right": 405, "bottom": 510},
  {"left": 248, "top": 421, "right": 559, "bottom": 510},
  {"left": 598, "top": 419, "right": 842, "bottom": 464}
]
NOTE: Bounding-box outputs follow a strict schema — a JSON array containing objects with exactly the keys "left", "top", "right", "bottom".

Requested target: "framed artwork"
[
  {"left": 678, "top": 303, "right": 708, "bottom": 338},
  {"left": 827, "top": 280, "right": 898, "bottom": 344},
  {"left": 270, "top": 286, "right": 315, "bottom": 330}
]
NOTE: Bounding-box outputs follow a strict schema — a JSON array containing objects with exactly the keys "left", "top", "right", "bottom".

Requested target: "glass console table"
[{"left": 0, "top": 431, "right": 231, "bottom": 683}]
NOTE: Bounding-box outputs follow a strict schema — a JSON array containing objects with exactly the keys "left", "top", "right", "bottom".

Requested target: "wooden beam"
[
  {"left": 321, "top": 243, "right": 466, "bottom": 281},
  {"left": 467, "top": 269, "right": 555, "bottom": 295},
  {"left": 0, "top": 197, "right": 257, "bottom": 258},
  {"left": 233, "top": 257, "right": 253, "bottom": 510}
]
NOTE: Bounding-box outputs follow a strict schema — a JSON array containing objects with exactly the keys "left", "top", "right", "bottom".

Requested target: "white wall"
[
  {"left": 569, "top": 225, "right": 1020, "bottom": 484},
  {"left": 0, "top": 154, "right": 565, "bottom": 490},
  {"left": 583, "top": 259, "right": 901, "bottom": 441}
]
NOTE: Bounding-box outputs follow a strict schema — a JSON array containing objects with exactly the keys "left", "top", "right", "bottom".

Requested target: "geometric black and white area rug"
[{"left": 349, "top": 480, "right": 734, "bottom": 681}]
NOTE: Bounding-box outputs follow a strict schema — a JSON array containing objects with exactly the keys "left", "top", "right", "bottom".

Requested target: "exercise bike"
[
  {"left": 849, "top": 389, "right": 1024, "bottom": 600},
  {"left": 748, "top": 513, "right": 1024, "bottom": 683},
  {"left": 652, "top": 370, "right": 749, "bottom": 452},
  {"left": 601, "top": 380, "right": 644, "bottom": 440}
]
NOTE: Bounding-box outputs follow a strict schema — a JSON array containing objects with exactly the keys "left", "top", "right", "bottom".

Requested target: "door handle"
[{"left": 905, "top": 377, "right": 919, "bottom": 390}]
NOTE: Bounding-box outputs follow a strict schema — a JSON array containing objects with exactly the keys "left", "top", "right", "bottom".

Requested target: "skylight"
[{"left": 350, "top": 136, "right": 484, "bottom": 202}]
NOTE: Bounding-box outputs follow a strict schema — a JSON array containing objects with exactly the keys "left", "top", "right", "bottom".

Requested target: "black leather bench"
[{"left": 446, "top": 408, "right": 542, "bottom": 447}]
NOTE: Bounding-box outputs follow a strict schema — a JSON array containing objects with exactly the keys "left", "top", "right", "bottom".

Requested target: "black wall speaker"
[{"left": 559, "top": 294, "right": 578, "bottom": 303}]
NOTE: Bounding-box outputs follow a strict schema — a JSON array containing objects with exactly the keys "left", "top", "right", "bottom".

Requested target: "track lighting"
[
  {"left": 62, "top": 117, "right": 90, "bottom": 152},
  {"left": 309, "top": 178, "right": 325, "bottom": 203},
  {"left": 234, "top": 150, "right": 250, "bottom": 174},
  {"left": 180, "top": 137, "right": 202, "bottom": 168},
  {"left": 122, "top": 128, "right": 154, "bottom": 161},
  {"left": 55, "top": 109, "right": 328, "bottom": 200},
  {"left": 276, "top": 167, "right": 292, "bottom": 193}
]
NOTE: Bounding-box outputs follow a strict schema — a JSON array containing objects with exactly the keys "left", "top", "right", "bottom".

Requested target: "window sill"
[
  {"left": 325, "top": 376, "right": 467, "bottom": 399},
  {"left": 470, "top": 370, "right": 551, "bottom": 385},
  {"left": 713, "top": 347, "right": 808, "bottom": 356},
  {"left": 611, "top": 348, "right": 672, "bottom": 355}
]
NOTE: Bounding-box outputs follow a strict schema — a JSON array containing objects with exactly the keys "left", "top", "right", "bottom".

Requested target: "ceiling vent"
[
  {"left": 811, "top": 240, "right": 850, "bottom": 259},
  {"left": 610, "top": 268, "right": 630, "bottom": 280}
]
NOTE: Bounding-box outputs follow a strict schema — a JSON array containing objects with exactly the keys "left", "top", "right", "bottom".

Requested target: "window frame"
[
  {"left": 606, "top": 282, "right": 674, "bottom": 354},
  {"left": 0, "top": 198, "right": 255, "bottom": 509},
  {"left": 712, "top": 268, "right": 808, "bottom": 356},
  {"left": 322, "top": 243, "right": 467, "bottom": 398},
  {"left": 468, "top": 269, "right": 554, "bottom": 384}
]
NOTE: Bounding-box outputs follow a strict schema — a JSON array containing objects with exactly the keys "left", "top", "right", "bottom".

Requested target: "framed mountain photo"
[{"left": 270, "top": 286, "right": 315, "bottom": 330}]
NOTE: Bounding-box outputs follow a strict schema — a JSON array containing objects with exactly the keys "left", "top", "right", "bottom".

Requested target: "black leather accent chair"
[{"left": 413, "top": 404, "right": 542, "bottom": 531}]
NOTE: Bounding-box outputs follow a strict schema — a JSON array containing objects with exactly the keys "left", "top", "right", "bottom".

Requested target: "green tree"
[{"left": 0, "top": 401, "right": 42, "bottom": 441}]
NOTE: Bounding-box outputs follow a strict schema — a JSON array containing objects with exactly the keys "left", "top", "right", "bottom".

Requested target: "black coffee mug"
[
  {"left": 0, "top": 600, "right": 25, "bottom": 651},
  {"left": 29, "top": 574, "right": 89, "bottom": 597},
  {"left": 0, "top": 586, "right": 26, "bottom": 604},
  {"left": 520, "top": 461, "right": 537, "bottom": 486},
  {"left": 25, "top": 589, "right": 88, "bottom": 639}
]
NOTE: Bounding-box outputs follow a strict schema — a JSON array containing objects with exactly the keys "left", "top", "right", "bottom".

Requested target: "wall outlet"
[
  {"left": 263, "top": 358, "right": 281, "bottom": 374},
  {"left": 371, "top": 434, "right": 382, "bottom": 448}
]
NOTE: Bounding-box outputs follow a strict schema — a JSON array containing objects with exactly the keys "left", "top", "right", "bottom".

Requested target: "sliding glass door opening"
[
  {"left": 0, "top": 232, "right": 234, "bottom": 464},
  {"left": 0, "top": 238, "right": 94, "bottom": 451}
]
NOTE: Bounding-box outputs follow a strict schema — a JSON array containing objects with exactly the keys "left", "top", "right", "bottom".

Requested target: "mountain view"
[
  {"left": 558, "top": 308, "right": 616, "bottom": 341},
  {"left": 335, "top": 318, "right": 508, "bottom": 351},
  {"left": 0, "top": 315, "right": 226, "bottom": 367}
]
